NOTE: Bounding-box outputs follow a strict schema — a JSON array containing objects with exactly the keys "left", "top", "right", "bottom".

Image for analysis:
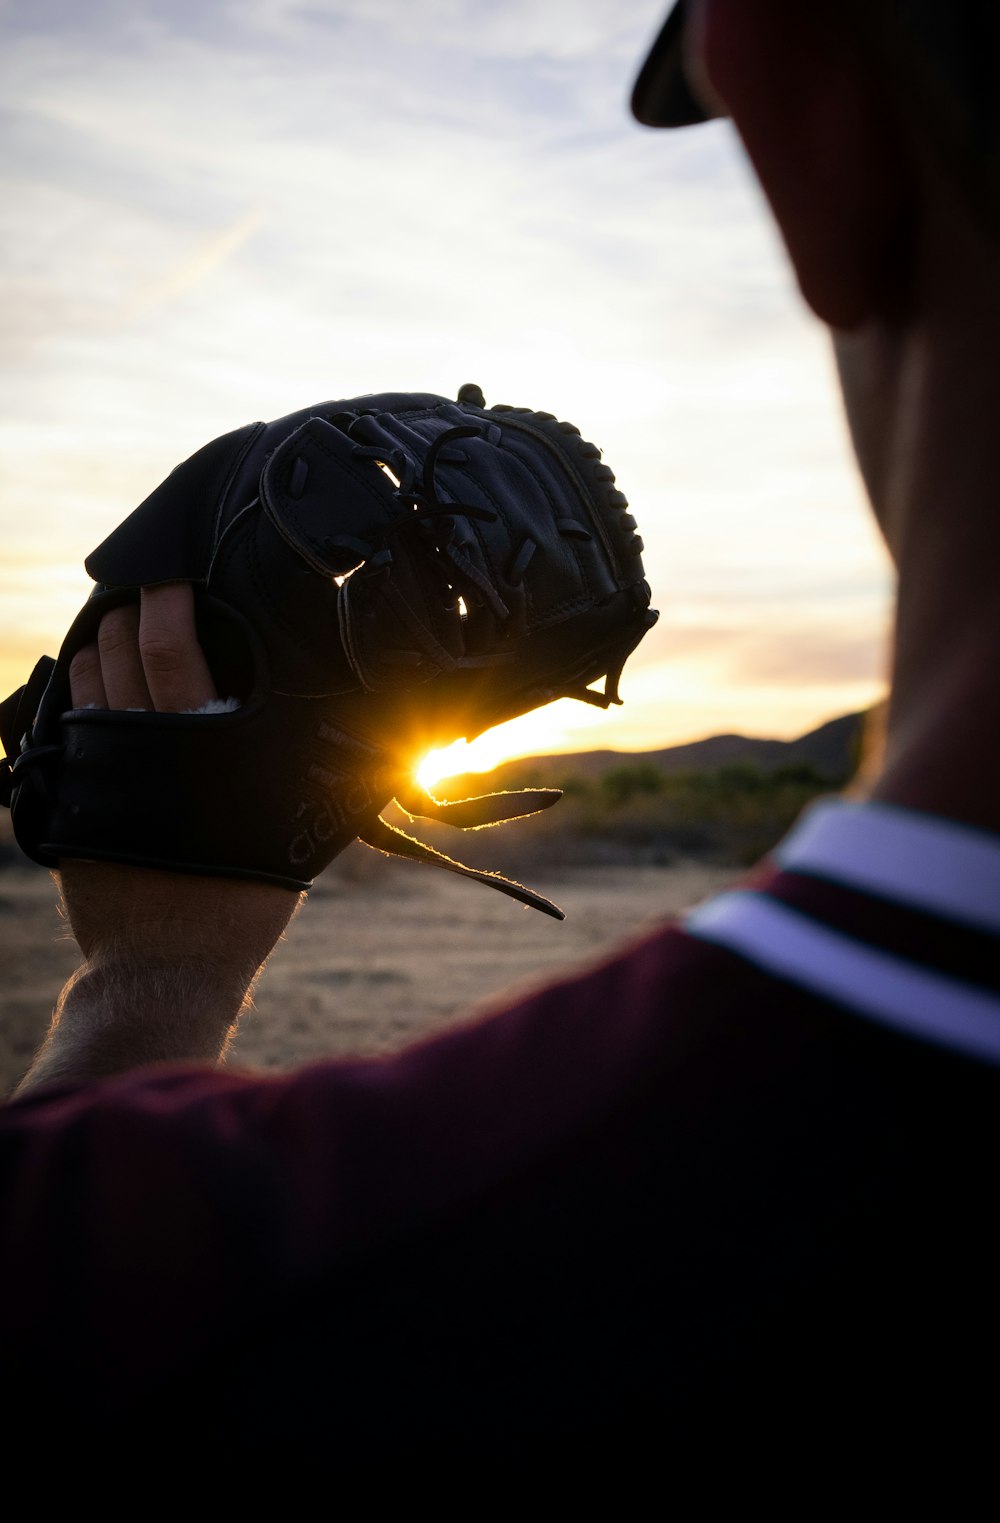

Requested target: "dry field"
[{"left": 0, "top": 846, "right": 737, "bottom": 1097}]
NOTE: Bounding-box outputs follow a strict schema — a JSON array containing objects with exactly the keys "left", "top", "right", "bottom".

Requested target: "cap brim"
[{"left": 630, "top": 1, "right": 716, "bottom": 128}]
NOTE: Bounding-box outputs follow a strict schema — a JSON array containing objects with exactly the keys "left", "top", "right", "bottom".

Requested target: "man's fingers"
[
  {"left": 98, "top": 604, "right": 154, "bottom": 711},
  {"left": 68, "top": 642, "right": 108, "bottom": 710},
  {"left": 73, "top": 585, "right": 219, "bottom": 715},
  {"left": 138, "top": 583, "right": 218, "bottom": 713}
]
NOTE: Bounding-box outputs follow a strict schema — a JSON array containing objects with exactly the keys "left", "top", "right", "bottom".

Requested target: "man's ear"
[{"left": 686, "top": 0, "right": 914, "bottom": 330}]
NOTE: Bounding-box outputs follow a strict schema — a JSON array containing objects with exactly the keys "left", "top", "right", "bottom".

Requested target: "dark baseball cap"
[{"left": 631, "top": 2, "right": 714, "bottom": 129}]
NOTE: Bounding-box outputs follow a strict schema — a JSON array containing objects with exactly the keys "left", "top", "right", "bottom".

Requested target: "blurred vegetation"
[{"left": 415, "top": 756, "right": 849, "bottom": 873}]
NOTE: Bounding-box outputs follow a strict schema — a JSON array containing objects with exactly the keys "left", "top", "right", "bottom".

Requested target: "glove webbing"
[
  {"left": 358, "top": 814, "right": 565, "bottom": 920},
  {"left": 316, "top": 722, "right": 561, "bottom": 913}
]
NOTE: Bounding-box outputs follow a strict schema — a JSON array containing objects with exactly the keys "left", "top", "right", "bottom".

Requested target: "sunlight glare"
[{"left": 416, "top": 703, "right": 598, "bottom": 790}]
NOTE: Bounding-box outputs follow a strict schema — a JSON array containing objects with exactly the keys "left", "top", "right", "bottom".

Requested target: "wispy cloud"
[{"left": 117, "top": 205, "right": 265, "bottom": 324}]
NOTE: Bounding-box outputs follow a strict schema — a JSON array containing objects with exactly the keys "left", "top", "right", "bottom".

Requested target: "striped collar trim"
[
  {"left": 773, "top": 798, "right": 1000, "bottom": 934},
  {"left": 685, "top": 800, "right": 1000, "bottom": 1066},
  {"left": 686, "top": 890, "right": 1000, "bottom": 1067}
]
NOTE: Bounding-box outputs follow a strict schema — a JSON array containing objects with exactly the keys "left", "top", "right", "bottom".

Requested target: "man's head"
[
  {"left": 634, "top": 0, "right": 1000, "bottom": 318},
  {"left": 633, "top": 1, "right": 1000, "bottom": 246},
  {"left": 631, "top": 1, "right": 1000, "bottom": 553}
]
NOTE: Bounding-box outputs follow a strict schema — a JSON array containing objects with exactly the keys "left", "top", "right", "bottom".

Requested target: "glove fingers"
[
  {"left": 358, "top": 814, "right": 565, "bottom": 921},
  {"left": 394, "top": 780, "right": 562, "bottom": 829}
]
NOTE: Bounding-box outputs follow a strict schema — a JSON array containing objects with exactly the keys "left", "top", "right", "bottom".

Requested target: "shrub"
[{"left": 600, "top": 763, "right": 666, "bottom": 807}]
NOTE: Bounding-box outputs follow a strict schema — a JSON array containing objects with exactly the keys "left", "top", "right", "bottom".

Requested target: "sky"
[{"left": 0, "top": 0, "right": 894, "bottom": 780}]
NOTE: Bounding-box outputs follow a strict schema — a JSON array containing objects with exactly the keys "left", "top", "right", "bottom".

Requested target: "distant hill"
[{"left": 437, "top": 711, "right": 866, "bottom": 795}]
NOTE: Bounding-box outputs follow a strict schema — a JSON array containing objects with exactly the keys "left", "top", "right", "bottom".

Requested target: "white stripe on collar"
[
  {"left": 774, "top": 798, "right": 1000, "bottom": 935},
  {"left": 686, "top": 890, "right": 1000, "bottom": 1067}
]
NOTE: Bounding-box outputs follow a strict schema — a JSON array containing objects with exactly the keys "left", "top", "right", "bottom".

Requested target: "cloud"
[{"left": 118, "top": 205, "right": 265, "bottom": 323}]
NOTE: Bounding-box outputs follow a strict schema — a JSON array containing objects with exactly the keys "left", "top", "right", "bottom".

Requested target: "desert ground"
[{"left": 0, "top": 846, "right": 738, "bottom": 1097}]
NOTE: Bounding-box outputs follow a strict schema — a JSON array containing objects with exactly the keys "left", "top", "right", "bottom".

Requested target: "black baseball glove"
[{"left": 0, "top": 384, "right": 656, "bottom": 918}]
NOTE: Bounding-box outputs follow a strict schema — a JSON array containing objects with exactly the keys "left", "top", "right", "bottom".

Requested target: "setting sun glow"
[
  {"left": 416, "top": 704, "right": 593, "bottom": 790},
  {"left": 417, "top": 717, "right": 559, "bottom": 791}
]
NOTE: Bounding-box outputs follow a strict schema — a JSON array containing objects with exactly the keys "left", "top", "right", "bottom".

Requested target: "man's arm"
[{"left": 15, "top": 584, "right": 300, "bottom": 1096}]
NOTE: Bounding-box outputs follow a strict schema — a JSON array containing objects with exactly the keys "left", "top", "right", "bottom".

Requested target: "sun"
[
  {"left": 415, "top": 703, "right": 595, "bottom": 791},
  {"left": 417, "top": 734, "right": 510, "bottom": 791}
]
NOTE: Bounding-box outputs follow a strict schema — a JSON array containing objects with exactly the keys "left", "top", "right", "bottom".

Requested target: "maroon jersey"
[{"left": 3, "top": 800, "right": 999, "bottom": 1469}]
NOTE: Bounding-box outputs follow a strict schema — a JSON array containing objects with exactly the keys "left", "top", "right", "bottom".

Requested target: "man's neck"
[{"left": 862, "top": 280, "right": 1000, "bottom": 833}]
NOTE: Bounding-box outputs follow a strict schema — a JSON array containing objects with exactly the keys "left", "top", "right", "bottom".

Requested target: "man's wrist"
[
  {"left": 15, "top": 954, "right": 253, "bottom": 1095},
  {"left": 13, "top": 865, "right": 303, "bottom": 1096}
]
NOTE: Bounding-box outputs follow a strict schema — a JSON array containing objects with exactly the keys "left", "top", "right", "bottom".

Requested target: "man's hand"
[
  {"left": 15, "top": 585, "right": 301, "bottom": 1096},
  {"left": 67, "top": 580, "right": 219, "bottom": 715}
]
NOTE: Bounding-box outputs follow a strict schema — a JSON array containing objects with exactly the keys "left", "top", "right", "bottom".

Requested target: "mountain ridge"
[{"left": 437, "top": 710, "right": 866, "bottom": 793}]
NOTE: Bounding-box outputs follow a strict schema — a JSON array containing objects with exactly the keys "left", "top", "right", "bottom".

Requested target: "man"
[{"left": 3, "top": 0, "right": 999, "bottom": 1471}]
